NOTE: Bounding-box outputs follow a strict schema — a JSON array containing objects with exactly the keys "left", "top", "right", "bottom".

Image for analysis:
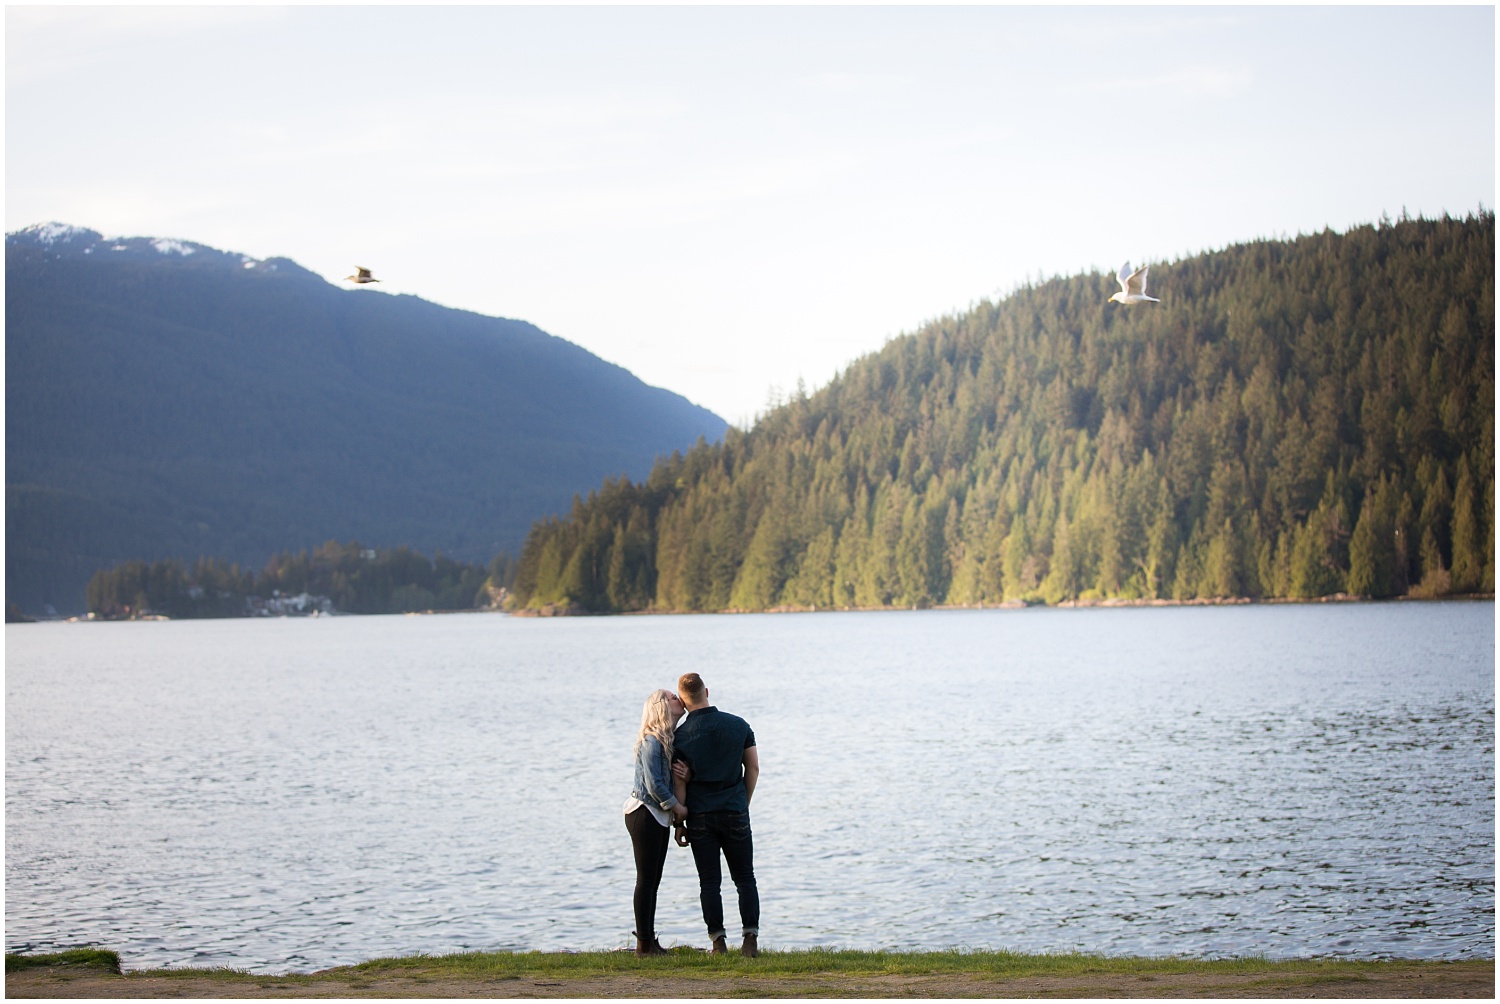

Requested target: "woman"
[{"left": 623, "top": 688, "right": 687, "bottom": 956}]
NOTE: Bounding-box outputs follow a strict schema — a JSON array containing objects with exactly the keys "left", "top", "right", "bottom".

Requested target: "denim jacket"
[{"left": 630, "top": 735, "right": 680, "bottom": 812}]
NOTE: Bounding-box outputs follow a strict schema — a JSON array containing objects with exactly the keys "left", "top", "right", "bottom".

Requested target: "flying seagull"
[
  {"left": 345, "top": 266, "right": 380, "bottom": 284},
  {"left": 1109, "top": 262, "right": 1158, "bottom": 304}
]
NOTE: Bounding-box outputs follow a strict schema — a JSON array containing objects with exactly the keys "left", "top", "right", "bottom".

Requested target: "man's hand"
[
  {"left": 671, "top": 760, "right": 691, "bottom": 782},
  {"left": 674, "top": 824, "right": 690, "bottom": 847},
  {"left": 670, "top": 803, "right": 689, "bottom": 824}
]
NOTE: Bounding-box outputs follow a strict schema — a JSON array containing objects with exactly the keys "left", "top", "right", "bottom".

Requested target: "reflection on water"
[{"left": 6, "top": 603, "right": 1494, "bottom": 972}]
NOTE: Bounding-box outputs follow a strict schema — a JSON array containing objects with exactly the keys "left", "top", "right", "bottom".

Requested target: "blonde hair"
[{"left": 634, "top": 689, "right": 676, "bottom": 763}]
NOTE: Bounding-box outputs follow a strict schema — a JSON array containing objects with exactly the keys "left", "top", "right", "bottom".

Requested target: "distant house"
[{"left": 248, "top": 591, "right": 334, "bottom": 617}]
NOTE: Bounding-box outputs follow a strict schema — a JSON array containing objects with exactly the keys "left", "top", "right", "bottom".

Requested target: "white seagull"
[
  {"left": 1109, "top": 262, "right": 1159, "bottom": 304},
  {"left": 344, "top": 266, "right": 380, "bottom": 284}
]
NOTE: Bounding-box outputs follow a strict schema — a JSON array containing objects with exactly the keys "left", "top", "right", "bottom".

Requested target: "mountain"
[
  {"left": 6, "top": 223, "right": 727, "bottom": 615},
  {"left": 510, "top": 212, "right": 1494, "bottom": 612}
]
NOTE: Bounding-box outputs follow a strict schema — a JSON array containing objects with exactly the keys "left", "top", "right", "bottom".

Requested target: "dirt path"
[{"left": 9, "top": 960, "right": 1494, "bottom": 998}]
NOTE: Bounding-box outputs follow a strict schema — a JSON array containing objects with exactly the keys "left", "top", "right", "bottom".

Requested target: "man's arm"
[{"left": 742, "top": 745, "right": 759, "bottom": 806}]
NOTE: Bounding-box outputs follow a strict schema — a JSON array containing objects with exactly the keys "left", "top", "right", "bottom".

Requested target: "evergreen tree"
[
  {"left": 730, "top": 498, "right": 792, "bottom": 610},
  {"left": 1289, "top": 491, "right": 1350, "bottom": 599},
  {"left": 1450, "top": 457, "right": 1482, "bottom": 592},
  {"left": 1201, "top": 520, "right": 1242, "bottom": 598},
  {"left": 1000, "top": 514, "right": 1036, "bottom": 600},
  {"left": 1484, "top": 476, "right": 1496, "bottom": 592},
  {"left": 1414, "top": 525, "right": 1451, "bottom": 597},
  {"left": 1418, "top": 460, "right": 1454, "bottom": 570},
  {"left": 1347, "top": 477, "right": 1399, "bottom": 597}
]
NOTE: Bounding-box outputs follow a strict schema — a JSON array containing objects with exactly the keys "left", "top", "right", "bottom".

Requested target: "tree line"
[
  {"left": 86, "top": 541, "right": 516, "bottom": 619},
  {"left": 510, "top": 212, "right": 1494, "bottom": 613}
]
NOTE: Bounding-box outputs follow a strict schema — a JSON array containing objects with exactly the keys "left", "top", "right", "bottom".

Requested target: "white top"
[{"left": 623, "top": 794, "right": 671, "bottom": 827}]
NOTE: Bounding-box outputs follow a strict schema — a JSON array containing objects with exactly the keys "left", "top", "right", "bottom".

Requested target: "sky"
[{"left": 7, "top": 5, "right": 1495, "bottom": 427}]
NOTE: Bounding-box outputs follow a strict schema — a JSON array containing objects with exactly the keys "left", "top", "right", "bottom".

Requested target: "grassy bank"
[
  {"left": 6, "top": 947, "right": 1494, "bottom": 999},
  {"left": 343, "top": 947, "right": 1406, "bottom": 978},
  {"left": 5, "top": 949, "right": 121, "bottom": 973},
  {"left": 7, "top": 945, "right": 1489, "bottom": 978}
]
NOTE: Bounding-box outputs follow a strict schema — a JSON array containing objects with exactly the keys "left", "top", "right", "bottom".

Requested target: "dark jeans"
[
  {"left": 625, "top": 806, "right": 669, "bottom": 944},
  {"left": 686, "top": 810, "right": 758, "bottom": 939}
]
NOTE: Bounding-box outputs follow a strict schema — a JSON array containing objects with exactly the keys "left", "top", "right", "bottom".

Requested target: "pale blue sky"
[{"left": 7, "top": 6, "right": 1494, "bottom": 425}]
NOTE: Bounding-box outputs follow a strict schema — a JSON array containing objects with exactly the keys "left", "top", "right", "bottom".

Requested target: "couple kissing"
[{"left": 624, "top": 672, "right": 760, "bottom": 958}]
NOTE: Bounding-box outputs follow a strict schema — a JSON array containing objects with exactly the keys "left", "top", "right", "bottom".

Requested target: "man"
[{"left": 670, "top": 672, "right": 760, "bottom": 957}]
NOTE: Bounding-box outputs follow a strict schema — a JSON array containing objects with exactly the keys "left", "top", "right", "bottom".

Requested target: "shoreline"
[
  {"left": 513, "top": 592, "right": 1496, "bottom": 617},
  {"left": 7, "top": 950, "right": 1494, "bottom": 999},
  {"left": 17, "top": 592, "right": 1494, "bottom": 623}
]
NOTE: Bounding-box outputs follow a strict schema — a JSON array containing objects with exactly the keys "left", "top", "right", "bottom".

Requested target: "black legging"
[{"left": 625, "top": 806, "right": 670, "bottom": 944}]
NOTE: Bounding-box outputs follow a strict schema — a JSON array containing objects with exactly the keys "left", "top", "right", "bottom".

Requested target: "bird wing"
[
  {"left": 356, "top": 267, "right": 373, "bottom": 279},
  {"left": 1127, "top": 264, "right": 1149, "bottom": 297},
  {"left": 1116, "top": 262, "right": 1133, "bottom": 292}
]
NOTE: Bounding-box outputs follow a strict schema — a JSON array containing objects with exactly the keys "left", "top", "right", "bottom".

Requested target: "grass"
[
  {"left": 337, "top": 947, "right": 1429, "bottom": 979},
  {"left": 6, "top": 949, "right": 121, "bottom": 974},
  {"left": 8, "top": 946, "right": 1488, "bottom": 987}
]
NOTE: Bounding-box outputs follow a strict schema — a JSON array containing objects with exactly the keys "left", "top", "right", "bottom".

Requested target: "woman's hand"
[
  {"left": 670, "top": 803, "right": 689, "bottom": 824},
  {"left": 671, "top": 760, "right": 692, "bottom": 782}
]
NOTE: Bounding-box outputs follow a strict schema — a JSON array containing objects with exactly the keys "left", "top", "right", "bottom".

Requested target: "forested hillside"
[
  {"left": 511, "top": 213, "right": 1494, "bottom": 612},
  {"left": 6, "top": 224, "right": 726, "bottom": 615},
  {"left": 84, "top": 542, "right": 511, "bottom": 620}
]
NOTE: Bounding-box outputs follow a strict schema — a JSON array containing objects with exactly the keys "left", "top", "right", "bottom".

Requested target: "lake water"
[{"left": 6, "top": 604, "right": 1494, "bottom": 973}]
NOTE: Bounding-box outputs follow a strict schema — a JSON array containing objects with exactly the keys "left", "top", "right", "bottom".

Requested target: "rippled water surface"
[{"left": 6, "top": 604, "right": 1494, "bottom": 972}]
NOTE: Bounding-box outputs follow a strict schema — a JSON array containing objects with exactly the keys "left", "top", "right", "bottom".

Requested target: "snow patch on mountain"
[
  {"left": 8, "top": 223, "right": 312, "bottom": 283},
  {"left": 21, "top": 222, "right": 97, "bottom": 245},
  {"left": 151, "top": 238, "right": 196, "bottom": 256}
]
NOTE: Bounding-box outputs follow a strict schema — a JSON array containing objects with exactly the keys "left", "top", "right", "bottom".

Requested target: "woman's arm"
[
  {"left": 672, "top": 759, "right": 689, "bottom": 818},
  {"left": 672, "top": 760, "right": 691, "bottom": 843},
  {"left": 642, "top": 738, "right": 681, "bottom": 814}
]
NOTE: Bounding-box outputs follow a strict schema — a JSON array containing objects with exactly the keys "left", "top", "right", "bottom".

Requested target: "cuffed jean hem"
[{"left": 708, "top": 927, "right": 758, "bottom": 939}]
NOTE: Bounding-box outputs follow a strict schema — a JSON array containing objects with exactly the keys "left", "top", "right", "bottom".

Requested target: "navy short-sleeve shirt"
[{"left": 673, "top": 706, "right": 756, "bottom": 815}]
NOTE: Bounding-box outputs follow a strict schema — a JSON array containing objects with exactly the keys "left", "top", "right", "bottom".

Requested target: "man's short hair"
[{"left": 678, "top": 672, "right": 706, "bottom": 704}]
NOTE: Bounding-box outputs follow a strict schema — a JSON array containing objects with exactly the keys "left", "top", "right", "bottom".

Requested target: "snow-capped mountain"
[
  {"left": 7, "top": 222, "right": 299, "bottom": 275},
  {"left": 6, "top": 223, "right": 727, "bottom": 615}
]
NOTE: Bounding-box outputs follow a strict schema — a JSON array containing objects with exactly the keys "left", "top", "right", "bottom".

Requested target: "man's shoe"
[
  {"left": 741, "top": 934, "right": 758, "bottom": 958},
  {"left": 709, "top": 935, "right": 729, "bottom": 955}
]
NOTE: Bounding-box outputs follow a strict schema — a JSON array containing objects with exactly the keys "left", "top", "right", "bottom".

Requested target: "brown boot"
[
  {"left": 634, "top": 934, "right": 668, "bottom": 957},
  {"left": 709, "top": 935, "right": 729, "bottom": 955},
  {"left": 741, "top": 933, "right": 758, "bottom": 958}
]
